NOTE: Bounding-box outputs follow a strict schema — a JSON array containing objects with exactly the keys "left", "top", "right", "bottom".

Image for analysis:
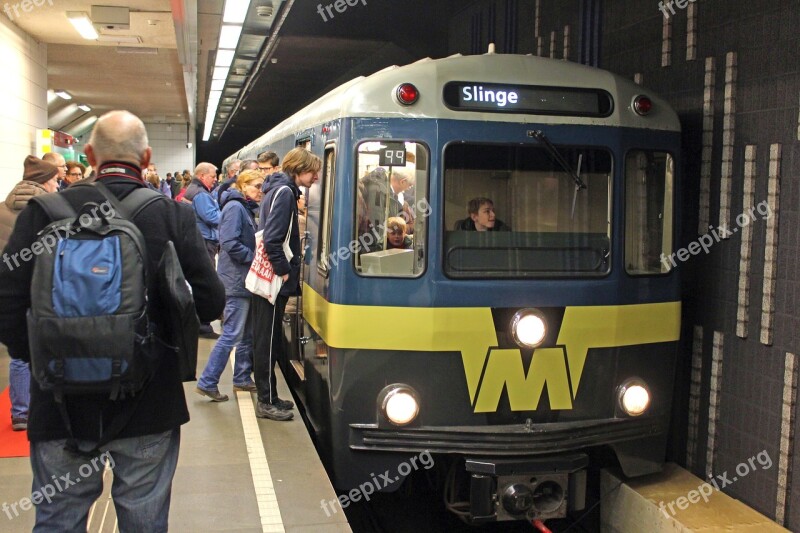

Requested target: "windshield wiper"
[
  {"left": 530, "top": 130, "right": 587, "bottom": 190},
  {"left": 530, "top": 130, "right": 587, "bottom": 219}
]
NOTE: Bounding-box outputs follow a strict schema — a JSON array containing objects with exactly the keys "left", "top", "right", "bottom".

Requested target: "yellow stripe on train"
[{"left": 303, "top": 285, "right": 680, "bottom": 413}]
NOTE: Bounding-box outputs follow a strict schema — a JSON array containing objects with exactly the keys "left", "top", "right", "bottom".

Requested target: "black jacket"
[
  {"left": 453, "top": 217, "right": 511, "bottom": 232},
  {"left": 0, "top": 174, "right": 226, "bottom": 442},
  {"left": 258, "top": 172, "right": 301, "bottom": 297}
]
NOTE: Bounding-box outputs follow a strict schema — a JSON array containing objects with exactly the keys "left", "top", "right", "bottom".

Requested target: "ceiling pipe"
[{"left": 217, "top": 0, "right": 294, "bottom": 140}]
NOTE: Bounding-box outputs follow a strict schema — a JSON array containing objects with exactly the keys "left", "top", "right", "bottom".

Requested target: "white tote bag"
[{"left": 245, "top": 187, "right": 294, "bottom": 303}]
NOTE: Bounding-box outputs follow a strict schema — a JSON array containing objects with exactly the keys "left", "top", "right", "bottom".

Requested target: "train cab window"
[
  {"left": 444, "top": 143, "right": 612, "bottom": 278},
  {"left": 354, "top": 141, "right": 429, "bottom": 277},
  {"left": 625, "top": 151, "right": 674, "bottom": 275}
]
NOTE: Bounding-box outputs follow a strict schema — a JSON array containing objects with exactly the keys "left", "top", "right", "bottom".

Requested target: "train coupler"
[{"left": 465, "top": 453, "right": 588, "bottom": 523}]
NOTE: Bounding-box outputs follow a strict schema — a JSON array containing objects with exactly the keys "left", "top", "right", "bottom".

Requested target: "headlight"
[
  {"left": 511, "top": 309, "right": 547, "bottom": 348},
  {"left": 618, "top": 380, "right": 650, "bottom": 416},
  {"left": 380, "top": 385, "right": 420, "bottom": 426}
]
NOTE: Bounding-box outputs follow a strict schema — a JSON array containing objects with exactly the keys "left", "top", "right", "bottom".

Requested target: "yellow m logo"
[{"left": 474, "top": 347, "right": 574, "bottom": 412}]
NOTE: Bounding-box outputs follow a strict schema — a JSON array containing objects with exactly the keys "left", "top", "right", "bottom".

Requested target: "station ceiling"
[{"left": 8, "top": 0, "right": 468, "bottom": 159}]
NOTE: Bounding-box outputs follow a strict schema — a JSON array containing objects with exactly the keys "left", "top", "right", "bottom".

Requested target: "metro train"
[{"left": 224, "top": 52, "right": 681, "bottom": 524}]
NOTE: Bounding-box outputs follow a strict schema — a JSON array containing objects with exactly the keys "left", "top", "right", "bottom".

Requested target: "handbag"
[{"left": 245, "top": 187, "right": 294, "bottom": 303}]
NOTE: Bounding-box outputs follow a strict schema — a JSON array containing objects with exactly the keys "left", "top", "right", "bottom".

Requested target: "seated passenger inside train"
[
  {"left": 385, "top": 217, "right": 412, "bottom": 250},
  {"left": 453, "top": 197, "right": 511, "bottom": 232}
]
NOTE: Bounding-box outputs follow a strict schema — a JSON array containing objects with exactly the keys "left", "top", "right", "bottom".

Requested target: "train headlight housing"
[
  {"left": 618, "top": 379, "right": 650, "bottom": 416},
  {"left": 379, "top": 385, "right": 420, "bottom": 426},
  {"left": 511, "top": 309, "right": 547, "bottom": 348}
]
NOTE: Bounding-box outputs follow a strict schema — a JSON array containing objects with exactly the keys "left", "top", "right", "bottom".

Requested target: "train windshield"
[{"left": 444, "top": 143, "right": 612, "bottom": 278}]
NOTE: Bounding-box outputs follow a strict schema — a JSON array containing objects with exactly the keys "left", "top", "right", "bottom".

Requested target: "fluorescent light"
[
  {"left": 209, "top": 90, "right": 222, "bottom": 102},
  {"left": 66, "top": 12, "right": 99, "bottom": 40},
  {"left": 212, "top": 66, "right": 230, "bottom": 80},
  {"left": 218, "top": 25, "right": 242, "bottom": 49},
  {"left": 215, "top": 49, "right": 235, "bottom": 68},
  {"left": 211, "top": 79, "right": 225, "bottom": 91},
  {"left": 223, "top": 0, "right": 251, "bottom": 24},
  {"left": 55, "top": 90, "right": 72, "bottom": 100},
  {"left": 77, "top": 104, "right": 91, "bottom": 112}
]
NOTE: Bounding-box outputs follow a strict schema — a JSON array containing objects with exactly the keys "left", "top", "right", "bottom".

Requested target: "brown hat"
[{"left": 23, "top": 155, "right": 58, "bottom": 185}]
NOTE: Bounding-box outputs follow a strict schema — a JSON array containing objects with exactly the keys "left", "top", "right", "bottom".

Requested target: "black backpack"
[
  {"left": 28, "top": 183, "right": 160, "bottom": 401},
  {"left": 28, "top": 182, "right": 198, "bottom": 452}
]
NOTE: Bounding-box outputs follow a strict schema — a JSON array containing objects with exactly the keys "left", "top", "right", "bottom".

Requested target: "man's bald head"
[
  {"left": 85, "top": 110, "right": 151, "bottom": 168},
  {"left": 42, "top": 152, "right": 67, "bottom": 179}
]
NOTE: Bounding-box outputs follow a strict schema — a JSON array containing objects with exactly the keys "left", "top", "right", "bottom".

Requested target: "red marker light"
[
  {"left": 396, "top": 83, "right": 419, "bottom": 105},
  {"left": 633, "top": 95, "right": 653, "bottom": 116}
]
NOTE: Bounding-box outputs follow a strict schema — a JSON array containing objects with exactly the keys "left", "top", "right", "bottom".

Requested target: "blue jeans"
[
  {"left": 29, "top": 428, "right": 180, "bottom": 532},
  {"left": 197, "top": 295, "right": 254, "bottom": 391},
  {"left": 9, "top": 358, "right": 30, "bottom": 419}
]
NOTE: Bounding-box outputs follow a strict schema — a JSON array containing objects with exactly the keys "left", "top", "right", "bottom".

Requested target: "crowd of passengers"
[{"left": 0, "top": 110, "right": 511, "bottom": 529}]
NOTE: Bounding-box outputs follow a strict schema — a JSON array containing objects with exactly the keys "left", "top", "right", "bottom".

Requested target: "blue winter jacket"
[
  {"left": 184, "top": 179, "right": 220, "bottom": 242},
  {"left": 258, "top": 172, "right": 301, "bottom": 297},
  {"left": 218, "top": 188, "right": 258, "bottom": 297}
]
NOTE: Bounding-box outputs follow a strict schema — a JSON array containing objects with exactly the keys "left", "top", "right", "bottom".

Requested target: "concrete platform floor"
[{"left": 0, "top": 328, "right": 348, "bottom": 532}]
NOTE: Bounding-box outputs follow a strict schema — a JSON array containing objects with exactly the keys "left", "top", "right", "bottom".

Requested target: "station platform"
[
  {"left": 0, "top": 331, "right": 350, "bottom": 532},
  {"left": 601, "top": 464, "right": 788, "bottom": 532}
]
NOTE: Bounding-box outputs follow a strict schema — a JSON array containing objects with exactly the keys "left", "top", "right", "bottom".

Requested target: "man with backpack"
[{"left": 0, "top": 110, "right": 225, "bottom": 531}]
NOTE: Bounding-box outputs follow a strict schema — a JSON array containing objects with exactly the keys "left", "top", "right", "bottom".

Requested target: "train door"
[{"left": 282, "top": 142, "right": 336, "bottom": 416}]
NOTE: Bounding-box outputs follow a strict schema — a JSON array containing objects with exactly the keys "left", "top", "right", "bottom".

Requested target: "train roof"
[{"left": 226, "top": 53, "right": 680, "bottom": 164}]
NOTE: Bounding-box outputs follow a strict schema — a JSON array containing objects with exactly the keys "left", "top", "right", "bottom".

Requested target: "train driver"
[{"left": 454, "top": 197, "right": 511, "bottom": 232}]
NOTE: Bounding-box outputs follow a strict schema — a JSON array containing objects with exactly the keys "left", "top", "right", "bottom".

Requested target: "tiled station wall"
[
  {"left": 449, "top": 0, "right": 800, "bottom": 527},
  {"left": 144, "top": 122, "right": 197, "bottom": 180},
  {"left": 0, "top": 15, "right": 47, "bottom": 199}
]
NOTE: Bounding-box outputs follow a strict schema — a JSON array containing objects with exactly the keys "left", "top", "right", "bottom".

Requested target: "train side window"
[
  {"left": 354, "top": 141, "right": 429, "bottom": 278},
  {"left": 625, "top": 151, "right": 674, "bottom": 275},
  {"left": 318, "top": 146, "right": 336, "bottom": 274}
]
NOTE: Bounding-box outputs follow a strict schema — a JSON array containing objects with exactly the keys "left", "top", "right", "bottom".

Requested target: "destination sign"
[{"left": 443, "top": 82, "right": 613, "bottom": 117}]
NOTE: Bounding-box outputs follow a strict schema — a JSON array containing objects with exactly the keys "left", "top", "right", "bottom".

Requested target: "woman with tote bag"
[
  {"left": 195, "top": 169, "right": 264, "bottom": 401},
  {"left": 249, "top": 148, "right": 321, "bottom": 421}
]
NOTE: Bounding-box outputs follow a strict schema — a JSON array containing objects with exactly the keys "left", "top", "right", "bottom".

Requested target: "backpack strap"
[
  {"left": 91, "top": 181, "right": 164, "bottom": 221},
  {"left": 29, "top": 193, "right": 78, "bottom": 222}
]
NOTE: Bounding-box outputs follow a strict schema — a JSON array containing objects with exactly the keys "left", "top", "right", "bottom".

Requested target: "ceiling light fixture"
[
  {"left": 223, "top": 0, "right": 252, "bottom": 24},
  {"left": 55, "top": 90, "right": 72, "bottom": 100},
  {"left": 212, "top": 66, "right": 230, "bottom": 80},
  {"left": 211, "top": 79, "right": 225, "bottom": 91},
  {"left": 215, "top": 49, "right": 235, "bottom": 68},
  {"left": 77, "top": 104, "right": 91, "bottom": 112},
  {"left": 218, "top": 25, "right": 243, "bottom": 49},
  {"left": 66, "top": 12, "right": 99, "bottom": 40}
]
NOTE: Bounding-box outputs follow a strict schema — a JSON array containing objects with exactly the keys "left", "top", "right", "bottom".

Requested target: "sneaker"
[
  {"left": 233, "top": 383, "right": 257, "bottom": 392},
  {"left": 195, "top": 387, "right": 229, "bottom": 402},
  {"left": 256, "top": 402, "right": 293, "bottom": 421},
  {"left": 271, "top": 397, "right": 294, "bottom": 410},
  {"left": 11, "top": 417, "right": 27, "bottom": 431}
]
